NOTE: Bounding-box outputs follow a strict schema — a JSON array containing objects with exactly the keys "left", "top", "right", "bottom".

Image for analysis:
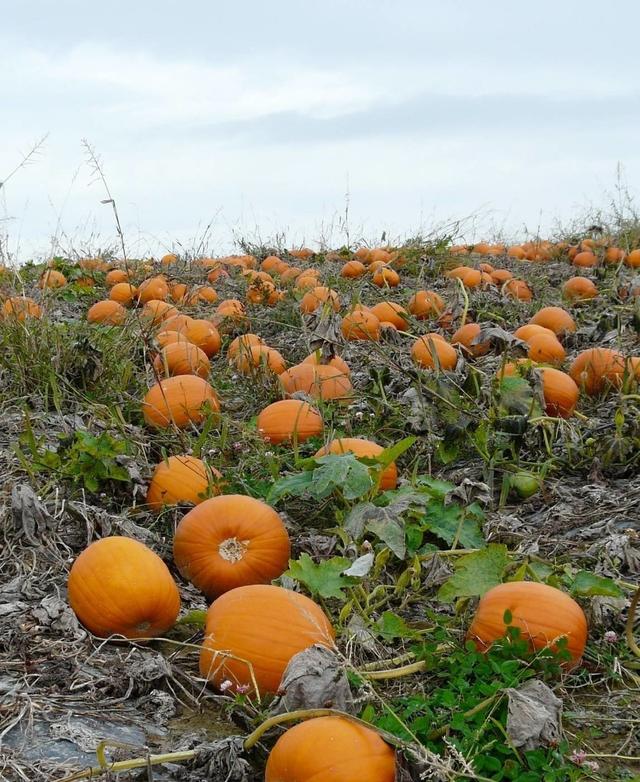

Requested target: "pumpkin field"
[{"left": 1, "top": 230, "right": 639, "bottom": 782}]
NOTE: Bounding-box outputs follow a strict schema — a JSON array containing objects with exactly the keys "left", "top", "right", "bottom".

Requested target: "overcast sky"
[{"left": 2, "top": 0, "right": 639, "bottom": 260}]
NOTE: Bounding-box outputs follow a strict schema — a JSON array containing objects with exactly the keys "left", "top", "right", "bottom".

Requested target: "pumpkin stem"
[
  {"left": 218, "top": 537, "right": 249, "bottom": 563},
  {"left": 361, "top": 660, "right": 427, "bottom": 680},
  {"left": 626, "top": 585, "right": 640, "bottom": 658}
]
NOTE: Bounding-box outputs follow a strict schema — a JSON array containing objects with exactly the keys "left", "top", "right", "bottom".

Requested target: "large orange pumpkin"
[
  {"left": 109, "top": 282, "right": 138, "bottom": 305},
  {"left": 67, "top": 536, "right": 180, "bottom": 639},
  {"left": 562, "top": 276, "right": 597, "bottom": 303},
  {"left": 173, "top": 495, "right": 290, "bottom": 599},
  {"left": 265, "top": 716, "right": 396, "bottom": 782},
  {"left": 142, "top": 376, "right": 219, "bottom": 428},
  {"left": 369, "top": 302, "right": 409, "bottom": 330},
  {"left": 315, "top": 438, "right": 398, "bottom": 490},
  {"left": 146, "top": 455, "right": 221, "bottom": 511},
  {"left": 626, "top": 249, "right": 640, "bottom": 268},
  {"left": 199, "top": 584, "right": 335, "bottom": 695},
  {"left": 340, "top": 260, "right": 366, "bottom": 278},
  {"left": 227, "top": 333, "right": 265, "bottom": 360},
  {"left": 184, "top": 319, "right": 221, "bottom": 357},
  {"left": 301, "top": 351, "right": 351, "bottom": 376},
  {"left": 87, "top": 300, "right": 126, "bottom": 325},
  {"left": 257, "top": 400, "right": 323, "bottom": 444},
  {"left": 529, "top": 306, "right": 576, "bottom": 337},
  {"left": 341, "top": 308, "right": 381, "bottom": 341},
  {"left": 536, "top": 367, "right": 579, "bottom": 418},
  {"left": 467, "top": 581, "right": 587, "bottom": 665},
  {"left": 411, "top": 334, "right": 457, "bottom": 370},
  {"left": 39, "top": 269, "right": 66, "bottom": 289},
  {"left": 526, "top": 332, "right": 566, "bottom": 365},
  {"left": 153, "top": 341, "right": 211, "bottom": 379},
  {"left": 234, "top": 345, "right": 287, "bottom": 376},
  {"left": 2, "top": 296, "right": 43, "bottom": 321},
  {"left": 407, "top": 290, "right": 444, "bottom": 319},
  {"left": 279, "top": 363, "right": 353, "bottom": 401},
  {"left": 142, "top": 300, "right": 179, "bottom": 327},
  {"left": 299, "top": 286, "right": 340, "bottom": 314},
  {"left": 137, "top": 276, "right": 169, "bottom": 304},
  {"left": 569, "top": 348, "right": 626, "bottom": 395},
  {"left": 451, "top": 322, "right": 490, "bottom": 357}
]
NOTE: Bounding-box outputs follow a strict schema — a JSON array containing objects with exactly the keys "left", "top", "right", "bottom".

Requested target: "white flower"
[
  {"left": 603, "top": 631, "right": 618, "bottom": 643},
  {"left": 219, "top": 679, "right": 233, "bottom": 692}
]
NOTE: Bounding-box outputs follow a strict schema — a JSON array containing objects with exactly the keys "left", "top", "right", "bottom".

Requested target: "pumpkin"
[
  {"left": 87, "top": 300, "right": 126, "bottom": 325},
  {"left": 280, "top": 266, "right": 303, "bottom": 282},
  {"left": 569, "top": 348, "right": 626, "bottom": 395},
  {"left": 289, "top": 247, "right": 314, "bottom": 260},
  {"left": 174, "top": 495, "right": 291, "bottom": 599},
  {"left": 315, "top": 438, "right": 398, "bottom": 490},
  {"left": 536, "top": 367, "right": 579, "bottom": 418},
  {"left": 207, "top": 265, "right": 230, "bottom": 283},
  {"left": 2, "top": 296, "right": 42, "bottom": 321},
  {"left": 300, "top": 286, "right": 340, "bottom": 314},
  {"left": 372, "top": 267, "right": 400, "bottom": 287},
  {"left": 187, "top": 285, "right": 218, "bottom": 305},
  {"left": 529, "top": 307, "right": 576, "bottom": 337},
  {"left": 411, "top": 334, "right": 457, "bottom": 370},
  {"left": 154, "top": 330, "right": 190, "bottom": 350},
  {"left": 573, "top": 251, "right": 597, "bottom": 268},
  {"left": 625, "top": 249, "right": 640, "bottom": 268},
  {"left": 137, "top": 276, "right": 169, "bottom": 303},
  {"left": 228, "top": 333, "right": 265, "bottom": 360},
  {"left": 451, "top": 322, "right": 490, "bottom": 357},
  {"left": 407, "top": 290, "right": 444, "bottom": 319},
  {"left": 170, "top": 282, "right": 189, "bottom": 303},
  {"left": 369, "top": 302, "right": 409, "bottom": 330},
  {"left": 147, "top": 455, "right": 221, "bottom": 511},
  {"left": 467, "top": 581, "right": 587, "bottom": 665},
  {"left": 257, "top": 399, "right": 323, "bottom": 444},
  {"left": 109, "top": 282, "right": 138, "bottom": 305},
  {"left": 604, "top": 247, "right": 625, "bottom": 264},
  {"left": 526, "top": 332, "right": 566, "bottom": 365},
  {"left": 295, "top": 273, "right": 320, "bottom": 291},
  {"left": 159, "top": 314, "right": 195, "bottom": 335},
  {"left": 341, "top": 308, "right": 381, "bottom": 341},
  {"left": 199, "top": 584, "right": 335, "bottom": 695},
  {"left": 279, "top": 363, "right": 353, "bottom": 401},
  {"left": 161, "top": 253, "right": 179, "bottom": 266},
  {"left": 246, "top": 279, "right": 277, "bottom": 305},
  {"left": 340, "top": 260, "right": 366, "bottom": 278},
  {"left": 183, "top": 319, "right": 221, "bottom": 357},
  {"left": 507, "top": 245, "right": 526, "bottom": 259},
  {"left": 142, "top": 300, "right": 179, "bottom": 326},
  {"left": 265, "top": 716, "right": 396, "bottom": 782},
  {"left": 490, "top": 269, "right": 513, "bottom": 284},
  {"left": 67, "top": 536, "right": 180, "bottom": 639},
  {"left": 302, "top": 351, "right": 351, "bottom": 376},
  {"left": 142, "top": 375, "right": 219, "bottom": 428},
  {"left": 105, "top": 269, "right": 129, "bottom": 286},
  {"left": 562, "top": 276, "right": 597, "bottom": 303},
  {"left": 513, "top": 324, "right": 554, "bottom": 343},
  {"left": 503, "top": 279, "right": 532, "bottom": 301},
  {"left": 39, "top": 269, "right": 66, "bottom": 289},
  {"left": 235, "top": 344, "right": 287, "bottom": 375},
  {"left": 153, "top": 341, "right": 210, "bottom": 379}
]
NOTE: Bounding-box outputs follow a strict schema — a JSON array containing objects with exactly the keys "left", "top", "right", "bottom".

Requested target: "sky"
[{"left": 1, "top": 0, "right": 640, "bottom": 261}]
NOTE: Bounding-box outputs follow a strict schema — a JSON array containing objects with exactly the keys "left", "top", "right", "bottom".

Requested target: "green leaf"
[
  {"left": 570, "top": 570, "right": 624, "bottom": 598},
  {"left": 437, "top": 544, "right": 510, "bottom": 602},
  {"left": 376, "top": 436, "right": 416, "bottom": 468},
  {"left": 365, "top": 515, "right": 406, "bottom": 559},
  {"left": 376, "top": 611, "right": 420, "bottom": 641},
  {"left": 267, "top": 471, "right": 315, "bottom": 504},
  {"left": 422, "top": 501, "right": 486, "bottom": 549},
  {"left": 285, "top": 553, "right": 359, "bottom": 599}
]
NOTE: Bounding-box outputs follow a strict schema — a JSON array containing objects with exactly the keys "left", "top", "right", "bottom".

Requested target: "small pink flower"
[
  {"left": 569, "top": 750, "right": 587, "bottom": 766},
  {"left": 236, "top": 684, "right": 250, "bottom": 694},
  {"left": 219, "top": 679, "right": 233, "bottom": 692},
  {"left": 603, "top": 631, "right": 618, "bottom": 643}
]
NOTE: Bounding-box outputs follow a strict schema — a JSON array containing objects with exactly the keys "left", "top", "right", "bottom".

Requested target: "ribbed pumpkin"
[
  {"left": 187, "top": 285, "right": 218, "bottom": 305},
  {"left": 257, "top": 399, "right": 323, "bottom": 444},
  {"left": 279, "top": 363, "right": 353, "bottom": 402},
  {"left": 265, "top": 716, "right": 396, "bottom": 782},
  {"left": 109, "top": 282, "right": 138, "bottom": 305},
  {"left": 87, "top": 300, "right": 126, "bottom": 325},
  {"left": 569, "top": 348, "right": 626, "bottom": 395},
  {"left": 235, "top": 345, "right": 287, "bottom": 375},
  {"left": 67, "top": 536, "right": 180, "bottom": 639},
  {"left": 199, "top": 584, "right": 335, "bottom": 695},
  {"left": 451, "top": 322, "right": 490, "bottom": 357},
  {"left": 105, "top": 269, "right": 129, "bottom": 286},
  {"left": 153, "top": 341, "right": 211, "bottom": 379},
  {"left": 146, "top": 455, "right": 221, "bottom": 511},
  {"left": 227, "top": 333, "right": 265, "bottom": 360},
  {"left": 173, "top": 495, "right": 290, "bottom": 598},
  {"left": 407, "top": 290, "right": 444, "bottom": 319},
  {"left": 158, "top": 313, "right": 195, "bottom": 335},
  {"left": 513, "top": 324, "right": 554, "bottom": 343},
  {"left": 369, "top": 302, "right": 409, "bottom": 330},
  {"left": 340, "top": 260, "right": 366, "bottom": 278},
  {"left": 467, "top": 581, "right": 587, "bottom": 665},
  {"left": 137, "top": 276, "right": 169, "bottom": 304},
  {"left": 142, "top": 300, "right": 179, "bottom": 327},
  {"left": 299, "top": 286, "right": 340, "bottom": 314},
  {"left": 411, "top": 334, "right": 457, "bottom": 370},
  {"left": 301, "top": 351, "right": 351, "bottom": 376},
  {"left": 315, "top": 438, "right": 398, "bottom": 490},
  {"left": 372, "top": 267, "right": 400, "bottom": 287},
  {"left": 529, "top": 306, "right": 576, "bottom": 337},
  {"left": 526, "top": 332, "right": 566, "bottom": 365},
  {"left": 536, "top": 367, "right": 580, "bottom": 418},
  {"left": 503, "top": 279, "right": 532, "bottom": 301},
  {"left": 341, "top": 308, "right": 381, "bottom": 341},
  {"left": 562, "top": 276, "right": 597, "bottom": 303},
  {"left": 184, "top": 319, "right": 221, "bottom": 357},
  {"left": 142, "top": 376, "right": 219, "bottom": 428}
]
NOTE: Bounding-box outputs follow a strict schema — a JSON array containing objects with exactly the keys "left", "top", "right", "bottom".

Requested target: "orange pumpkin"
[
  {"left": 184, "top": 319, "right": 221, "bottom": 357},
  {"left": 301, "top": 351, "right": 351, "bottom": 376},
  {"left": 227, "top": 333, "right": 265, "bottom": 359},
  {"left": 187, "top": 285, "right": 218, "bottom": 305},
  {"left": 109, "top": 282, "right": 138, "bottom": 305},
  {"left": 411, "top": 334, "right": 457, "bottom": 370},
  {"left": 490, "top": 269, "right": 513, "bottom": 285},
  {"left": 372, "top": 267, "right": 400, "bottom": 287},
  {"left": 170, "top": 282, "right": 189, "bottom": 303},
  {"left": 146, "top": 455, "right": 222, "bottom": 511},
  {"left": 39, "top": 269, "right": 66, "bottom": 289},
  {"left": 67, "top": 536, "right": 180, "bottom": 639},
  {"left": 87, "top": 300, "right": 126, "bottom": 325},
  {"left": 569, "top": 348, "right": 626, "bottom": 395},
  {"left": 142, "top": 376, "right": 219, "bottom": 428},
  {"left": 526, "top": 332, "right": 566, "bottom": 365},
  {"left": 199, "top": 584, "right": 335, "bottom": 695},
  {"left": 137, "top": 276, "right": 169, "bottom": 304},
  {"left": 573, "top": 251, "right": 597, "bottom": 268},
  {"left": 507, "top": 245, "right": 526, "bottom": 260},
  {"left": 142, "top": 299, "right": 179, "bottom": 327},
  {"left": 153, "top": 341, "right": 210, "bottom": 379},
  {"left": 536, "top": 367, "right": 579, "bottom": 418},
  {"left": 626, "top": 249, "right": 640, "bottom": 268},
  {"left": 174, "top": 495, "right": 291, "bottom": 599},
  {"left": 467, "top": 581, "right": 587, "bottom": 665},
  {"left": 161, "top": 253, "right": 179, "bottom": 266},
  {"left": 315, "top": 438, "right": 398, "bottom": 490},
  {"left": 234, "top": 344, "right": 287, "bottom": 375},
  {"left": 279, "top": 363, "right": 353, "bottom": 401},
  {"left": 340, "top": 260, "right": 366, "bottom": 278},
  {"left": 529, "top": 306, "right": 576, "bottom": 337},
  {"left": 159, "top": 314, "right": 195, "bottom": 335},
  {"left": 257, "top": 399, "right": 323, "bottom": 444},
  {"left": 562, "top": 276, "right": 597, "bottom": 303},
  {"left": 341, "top": 308, "right": 381, "bottom": 341},
  {"left": 604, "top": 247, "right": 625, "bottom": 264},
  {"left": 300, "top": 286, "right": 340, "bottom": 314},
  {"left": 105, "top": 269, "right": 129, "bottom": 286},
  {"left": 503, "top": 279, "right": 532, "bottom": 301},
  {"left": 451, "top": 322, "right": 490, "bottom": 357},
  {"left": 407, "top": 290, "right": 444, "bottom": 319},
  {"left": 370, "top": 301, "right": 409, "bottom": 330},
  {"left": 265, "top": 716, "right": 395, "bottom": 782},
  {"left": 513, "top": 324, "right": 554, "bottom": 343}
]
